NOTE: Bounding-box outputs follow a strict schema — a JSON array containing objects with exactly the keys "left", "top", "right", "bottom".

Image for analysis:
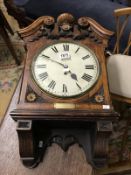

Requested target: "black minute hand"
[
  {"left": 42, "top": 55, "right": 77, "bottom": 80},
  {"left": 42, "top": 55, "right": 68, "bottom": 68}
]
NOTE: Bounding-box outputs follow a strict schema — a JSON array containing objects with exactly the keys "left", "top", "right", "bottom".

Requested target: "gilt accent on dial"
[{"left": 31, "top": 41, "right": 100, "bottom": 98}]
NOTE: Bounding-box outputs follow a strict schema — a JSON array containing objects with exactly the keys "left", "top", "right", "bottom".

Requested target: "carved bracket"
[
  {"left": 16, "top": 120, "right": 113, "bottom": 168},
  {"left": 16, "top": 120, "right": 43, "bottom": 168},
  {"left": 93, "top": 121, "right": 113, "bottom": 168}
]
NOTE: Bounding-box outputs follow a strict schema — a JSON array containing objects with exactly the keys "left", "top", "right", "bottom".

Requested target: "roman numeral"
[
  {"left": 82, "top": 55, "right": 90, "bottom": 60},
  {"left": 42, "top": 54, "right": 50, "bottom": 58},
  {"left": 75, "top": 47, "right": 80, "bottom": 53},
  {"left": 85, "top": 65, "right": 94, "bottom": 69},
  {"left": 39, "top": 72, "right": 48, "bottom": 81},
  {"left": 36, "top": 64, "right": 46, "bottom": 68},
  {"left": 76, "top": 82, "right": 82, "bottom": 90},
  {"left": 48, "top": 80, "right": 56, "bottom": 89},
  {"left": 63, "top": 84, "right": 68, "bottom": 93},
  {"left": 81, "top": 73, "right": 92, "bottom": 82},
  {"left": 63, "top": 44, "right": 69, "bottom": 51},
  {"left": 51, "top": 46, "right": 58, "bottom": 53}
]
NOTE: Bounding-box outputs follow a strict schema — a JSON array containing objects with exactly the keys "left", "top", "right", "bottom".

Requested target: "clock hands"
[
  {"left": 64, "top": 70, "right": 78, "bottom": 81},
  {"left": 69, "top": 71, "right": 78, "bottom": 81},
  {"left": 42, "top": 54, "right": 78, "bottom": 81},
  {"left": 42, "top": 55, "right": 68, "bottom": 68}
]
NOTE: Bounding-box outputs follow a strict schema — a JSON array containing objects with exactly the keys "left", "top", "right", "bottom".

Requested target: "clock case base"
[
  {"left": 11, "top": 13, "right": 119, "bottom": 169},
  {"left": 15, "top": 118, "right": 113, "bottom": 168}
]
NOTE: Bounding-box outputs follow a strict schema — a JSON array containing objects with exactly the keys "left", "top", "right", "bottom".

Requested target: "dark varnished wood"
[{"left": 10, "top": 13, "right": 118, "bottom": 169}]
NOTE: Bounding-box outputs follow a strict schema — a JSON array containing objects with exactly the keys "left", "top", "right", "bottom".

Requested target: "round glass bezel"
[{"left": 31, "top": 40, "right": 101, "bottom": 98}]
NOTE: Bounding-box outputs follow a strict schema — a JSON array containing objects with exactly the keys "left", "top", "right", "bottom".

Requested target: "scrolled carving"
[
  {"left": 78, "top": 17, "right": 90, "bottom": 29},
  {"left": 16, "top": 120, "right": 37, "bottom": 168},
  {"left": 18, "top": 13, "right": 114, "bottom": 47},
  {"left": 92, "top": 121, "right": 113, "bottom": 168},
  {"left": 93, "top": 132, "right": 109, "bottom": 168},
  {"left": 43, "top": 16, "right": 55, "bottom": 29},
  {"left": 94, "top": 133, "right": 109, "bottom": 157}
]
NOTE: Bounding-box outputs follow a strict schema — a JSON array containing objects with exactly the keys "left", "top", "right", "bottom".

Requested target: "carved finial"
[{"left": 57, "top": 13, "right": 75, "bottom": 32}]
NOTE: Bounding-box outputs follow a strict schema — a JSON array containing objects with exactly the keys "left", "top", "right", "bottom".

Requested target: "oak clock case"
[{"left": 11, "top": 14, "right": 118, "bottom": 169}]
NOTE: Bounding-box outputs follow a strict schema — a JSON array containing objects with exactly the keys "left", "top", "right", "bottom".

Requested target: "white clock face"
[{"left": 31, "top": 41, "right": 100, "bottom": 98}]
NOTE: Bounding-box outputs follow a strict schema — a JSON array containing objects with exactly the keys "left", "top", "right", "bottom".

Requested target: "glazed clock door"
[{"left": 31, "top": 41, "right": 100, "bottom": 98}]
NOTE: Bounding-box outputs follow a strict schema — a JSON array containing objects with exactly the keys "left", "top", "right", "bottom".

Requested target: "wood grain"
[{"left": 0, "top": 81, "right": 93, "bottom": 175}]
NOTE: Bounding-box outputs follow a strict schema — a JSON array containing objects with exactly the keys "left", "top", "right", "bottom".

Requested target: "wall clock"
[{"left": 11, "top": 13, "right": 118, "bottom": 168}]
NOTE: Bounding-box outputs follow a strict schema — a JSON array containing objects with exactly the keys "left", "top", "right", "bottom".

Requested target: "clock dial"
[{"left": 31, "top": 41, "right": 100, "bottom": 98}]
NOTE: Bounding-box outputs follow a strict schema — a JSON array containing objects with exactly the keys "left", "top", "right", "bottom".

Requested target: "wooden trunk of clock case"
[{"left": 11, "top": 14, "right": 119, "bottom": 169}]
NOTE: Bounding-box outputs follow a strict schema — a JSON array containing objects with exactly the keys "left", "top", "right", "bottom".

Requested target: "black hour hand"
[{"left": 69, "top": 71, "right": 78, "bottom": 81}]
